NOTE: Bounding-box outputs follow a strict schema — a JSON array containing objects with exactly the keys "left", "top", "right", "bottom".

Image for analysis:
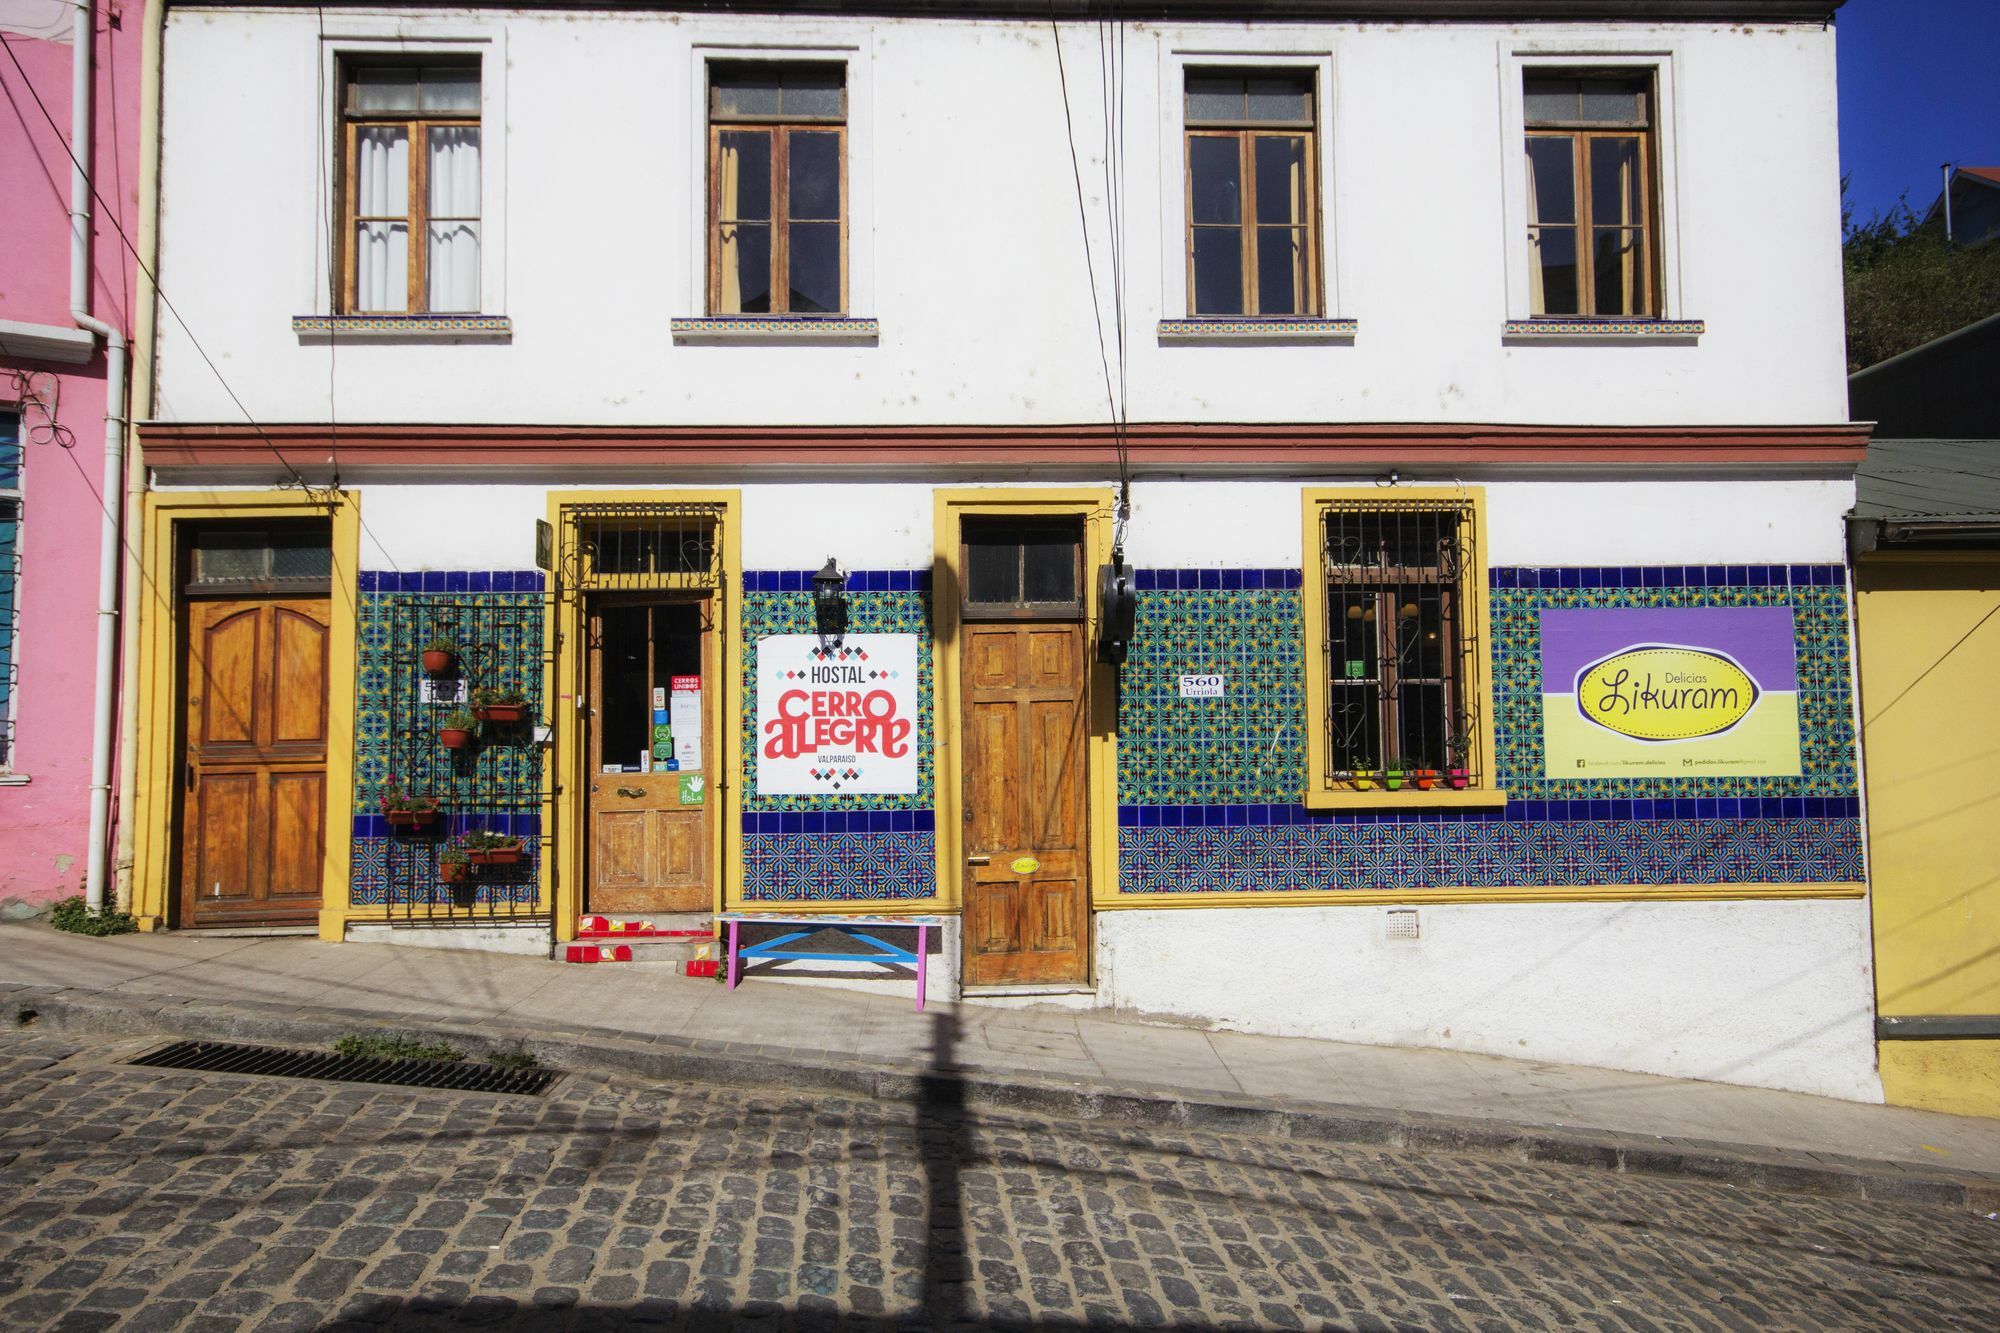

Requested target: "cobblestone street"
[{"left": 1, "top": 1030, "right": 1996, "bottom": 1331}]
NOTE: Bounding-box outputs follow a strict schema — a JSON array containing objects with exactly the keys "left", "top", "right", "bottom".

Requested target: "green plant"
[
  {"left": 472, "top": 686, "right": 528, "bottom": 707},
  {"left": 377, "top": 779, "right": 439, "bottom": 815},
  {"left": 463, "top": 829, "right": 522, "bottom": 851},
  {"left": 422, "top": 634, "right": 456, "bottom": 654},
  {"left": 486, "top": 1050, "right": 539, "bottom": 1071},
  {"left": 48, "top": 895, "right": 140, "bottom": 937},
  {"left": 334, "top": 1033, "right": 465, "bottom": 1062},
  {"left": 439, "top": 848, "right": 470, "bottom": 867},
  {"left": 441, "top": 709, "right": 478, "bottom": 732}
]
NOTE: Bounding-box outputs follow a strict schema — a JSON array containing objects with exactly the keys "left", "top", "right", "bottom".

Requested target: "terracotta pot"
[
  {"left": 468, "top": 846, "right": 524, "bottom": 866},
  {"left": 422, "top": 649, "right": 455, "bottom": 673},
  {"left": 440, "top": 862, "right": 470, "bottom": 884},
  {"left": 472, "top": 704, "right": 529, "bottom": 724},
  {"left": 385, "top": 807, "right": 439, "bottom": 828},
  {"left": 439, "top": 728, "right": 474, "bottom": 750}
]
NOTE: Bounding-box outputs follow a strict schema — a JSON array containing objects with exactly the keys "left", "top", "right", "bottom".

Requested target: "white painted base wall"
[
  {"left": 346, "top": 922, "right": 552, "bottom": 956},
  {"left": 1093, "top": 899, "right": 1884, "bottom": 1102}
]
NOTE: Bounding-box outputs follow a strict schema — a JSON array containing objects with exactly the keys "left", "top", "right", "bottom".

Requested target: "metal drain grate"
[{"left": 129, "top": 1040, "right": 559, "bottom": 1096}]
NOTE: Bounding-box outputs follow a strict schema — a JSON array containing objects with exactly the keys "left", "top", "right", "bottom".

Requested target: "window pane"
[
  {"left": 1191, "top": 228, "right": 1244, "bottom": 316},
  {"left": 428, "top": 221, "right": 480, "bottom": 312},
  {"left": 269, "top": 539, "right": 333, "bottom": 581},
  {"left": 788, "top": 222, "right": 841, "bottom": 314},
  {"left": 1524, "top": 136, "right": 1575, "bottom": 225},
  {"left": 711, "top": 70, "right": 781, "bottom": 117},
  {"left": 780, "top": 67, "right": 845, "bottom": 118},
  {"left": 717, "top": 131, "right": 771, "bottom": 222},
  {"left": 1255, "top": 226, "right": 1305, "bottom": 315},
  {"left": 1184, "top": 74, "right": 1245, "bottom": 122},
  {"left": 718, "top": 223, "right": 771, "bottom": 313},
  {"left": 1254, "top": 135, "right": 1308, "bottom": 226},
  {"left": 965, "top": 542, "right": 1018, "bottom": 605},
  {"left": 1523, "top": 77, "right": 1579, "bottom": 126},
  {"left": 1246, "top": 75, "right": 1310, "bottom": 123},
  {"left": 1189, "top": 136, "right": 1242, "bottom": 224},
  {"left": 194, "top": 530, "right": 270, "bottom": 583},
  {"left": 1528, "top": 227, "right": 1578, "bottom": 316},
  {"left": 428, "top": 126, "right": 480, "bottom": 217},
  {"left": 419, "top": 66, "right": 480, "bottom": 113},
  {"left": 1397, "top": 684, "right": 1448, "bottom": 770},
  {"left": 1592, "top": 228, "right": 1648, "bottom": 315},
  {"left": 350, "top": 68, "right": 418, "bottom": 114},
  {"left": 1581, "top": 81, "right": 1647, "bottom": 126},
  {"left": 1590, "top": 136, "right": 1643, "bottom": 227},
  {"left": 789, "top": 131, "right": 840, "bottom": 221},
  {"left": 354, "top": 126, "right": 409, "bottom": 215},
  {"left": 353, "top": 221, "right": 409, "bottom": 312},
  {"left": 1022, "top": 539, "right": 1076, "bottom": 604}
]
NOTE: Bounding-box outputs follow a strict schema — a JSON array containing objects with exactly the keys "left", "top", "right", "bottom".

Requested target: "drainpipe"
[
  {"left": 68, "top": 0, "right": 130, "bottom": 913},
  {"left": 1942, "top": 163, "right": 1955, "bottom": 244},
  {"left": 112, "top": 0, "right": 164, "bottom": 915}
]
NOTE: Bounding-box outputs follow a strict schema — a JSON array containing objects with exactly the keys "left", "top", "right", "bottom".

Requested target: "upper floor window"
[
  {"left": 1184, "top": 70, "right": 1320, "bottom": 318},
  {"left": 1524, "top": 72, "right": 1657, "bottom": 318},
  {"left": 340, "top": 61, "right": 482, "bottom": 314},
  {"left": 708, "top": 62, "right": 847, "bottom": 316},
  {"left": 1, "top": 413, "right": 20, "bottom": 770}
]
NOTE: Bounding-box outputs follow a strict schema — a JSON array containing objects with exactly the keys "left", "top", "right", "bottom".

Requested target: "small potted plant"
[
  {"left": 421, "top": 635, "right": 457, "bottom": 674},
  {"left": 1446, "top": 736, "right": 1472, "bottom": 790},
  {"left": 439, "top": 709, "right": 478, "bottom": 750},
  {"left": 471, "top": 686, "right": 530, "bottom": 725},
  {"left": 464, "top": 829, "right": 525, "bottom": 866},
  {"left": 1382, "top": 759, "right": 1407, "bottom": 792},
  {"left": 1350, "top": 767, "right": 1377, "bottom": 792},
  {"left": 439, "top": 848, "right": 471, "bottom": 885},
  {"left": 1411, "top": 762, "right": 1440, "bottom": 791},
  {"left": 379, "top": 780, "right": 441, "bottom": 830}
]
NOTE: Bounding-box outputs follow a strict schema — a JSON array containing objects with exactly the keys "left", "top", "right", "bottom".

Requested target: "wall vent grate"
[{"left": 1385, "top": 908, "right": 1421, "bottom": 941}]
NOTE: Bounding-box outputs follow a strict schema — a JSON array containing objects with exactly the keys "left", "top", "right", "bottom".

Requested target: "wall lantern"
[{"left": 812, "top": 556, "right": 849, "bottom": 650}]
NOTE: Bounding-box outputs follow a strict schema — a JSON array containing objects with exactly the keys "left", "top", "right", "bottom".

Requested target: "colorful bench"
[{"left": 719, "top": 913, "right": 949, "bottom": 1011}]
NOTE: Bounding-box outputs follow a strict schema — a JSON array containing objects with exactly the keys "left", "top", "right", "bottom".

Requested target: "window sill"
[
  {"left": 1158, "top": 317, "right": 1357, "bottom": 344},
  {"left": 291, "top": 315, "right": 513, "bottom": 343},
  {"left": 1303, "top": 788, "right": 1509, "bottom": 811},
  {"left": 670, "top": 316, "right": 879, "bottom": 345},
  {"left": 1503, "top": 318, "right": 1703, "bottom": 344}
]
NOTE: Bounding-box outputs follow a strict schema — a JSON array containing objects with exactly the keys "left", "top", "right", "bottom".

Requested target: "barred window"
[{"left": 1304, "top": 492, "right": 1498, "bottom": 805}]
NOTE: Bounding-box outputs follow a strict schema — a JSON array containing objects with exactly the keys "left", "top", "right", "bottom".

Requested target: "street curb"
[{"left": 7, "top": 985, "right": 1999, "bottom": 1214}]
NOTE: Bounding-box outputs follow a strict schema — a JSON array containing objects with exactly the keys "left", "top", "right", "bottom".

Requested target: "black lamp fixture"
[{"left": 812, "top": 556, "right": 848, "bottom": 650}]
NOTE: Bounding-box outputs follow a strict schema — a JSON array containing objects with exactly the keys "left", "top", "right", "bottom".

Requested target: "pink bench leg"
[
  {"left": 915, "top": 925, "right": 927, "bottom": 1012},
  {"left": 727, "top": 919, "right": 740, "bottom": 990}
]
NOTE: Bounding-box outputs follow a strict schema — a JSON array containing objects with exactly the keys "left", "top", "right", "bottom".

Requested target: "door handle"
[
  {"left": 965, "top": 855, "right": 991, "bottom": 866},
  {"left": 615, "top": 787, "right": 647, "bottom": 799}
]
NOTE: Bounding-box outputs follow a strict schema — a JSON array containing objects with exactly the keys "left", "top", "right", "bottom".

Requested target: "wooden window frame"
[
  {"left": 706, "top": 65, "right": 849, "bottom": 317},
  {"left": 958, "top": 518, "right": 1086, "bottom": 623},
  {"left": 337, "top": 62, "right": 480, "bottom": 316},
  {"left": 1524, "top": 74, "right": 1661, "bottom": 319},
  {"left": 1182, "top": 72, "right": 1322, "bottom": 318},
  {"left": 1300, "top": 488, "right": 1504, "bottom": 810}
]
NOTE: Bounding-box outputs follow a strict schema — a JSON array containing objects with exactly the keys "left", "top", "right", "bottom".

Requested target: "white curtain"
[
  {"left": 1524, "top": 143, "right": 1545, "bottom": 314},
  {"left": 354, "top": 126, "right": 409, "bottom": 312},
  {"left": 427, "top": 127, "right": 481, "bottom": 312}
]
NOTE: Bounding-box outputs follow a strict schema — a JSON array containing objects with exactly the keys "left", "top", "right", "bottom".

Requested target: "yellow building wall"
[{"left": 1856, "top": 556, "right": 2000, "bottom": 1117}]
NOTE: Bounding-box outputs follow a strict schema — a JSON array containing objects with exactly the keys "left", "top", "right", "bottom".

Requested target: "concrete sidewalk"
[{"left": 4, "top": 921, "right": 1998, "bottom": 1196}]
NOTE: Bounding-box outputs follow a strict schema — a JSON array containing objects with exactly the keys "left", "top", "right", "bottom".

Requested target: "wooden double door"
[
  {"left": 586, "top": 597, "right": 714, "bottom": 915},
  {"left": 960, "top": 622, "right": 1090, "bottom": 987},
  {"left": 180, "top": 596, "right": 331, "bottom": 928}
]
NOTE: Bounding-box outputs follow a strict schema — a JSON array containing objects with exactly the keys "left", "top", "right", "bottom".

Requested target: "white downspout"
[{"left": 69, "top": 0, "right": 129, "bottom": 913}]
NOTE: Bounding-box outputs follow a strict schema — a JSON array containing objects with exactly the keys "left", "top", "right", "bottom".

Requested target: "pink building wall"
[{"left": 1, "top": 7, "right": 141, "bottom": 909}]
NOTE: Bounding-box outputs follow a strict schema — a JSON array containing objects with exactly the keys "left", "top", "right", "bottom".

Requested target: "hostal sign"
[{"left": 755, "top": 634, "right": 919, "bottom": 795}]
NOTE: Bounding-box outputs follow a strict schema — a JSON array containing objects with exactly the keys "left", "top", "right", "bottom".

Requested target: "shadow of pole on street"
[{"left": 918, "top": 1004, "right": 967, "bottom": 1329}]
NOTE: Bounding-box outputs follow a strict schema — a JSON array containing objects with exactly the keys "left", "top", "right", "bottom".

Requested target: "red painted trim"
[{"left": 138, "top": 421, "right": 1871, "bottom": 469}]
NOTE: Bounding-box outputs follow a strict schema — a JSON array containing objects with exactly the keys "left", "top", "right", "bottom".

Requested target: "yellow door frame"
[
  {"left": 544, "top": 490, "right": 743, "bottom": 943},
  {"left": 130, "top": 488, "right": 361, "bottom": 936},
  {"left": 932, "top": 489, "right": 1120, "bottom": 932}
]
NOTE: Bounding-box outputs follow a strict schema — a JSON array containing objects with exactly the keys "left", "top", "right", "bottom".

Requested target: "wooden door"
[
  {"left": 179, "top": 597, "right": 330, "bottom": 927},
  {"left": 586, "top": 600, "right": 713, "bottom": 915},
  {"left": 961, "top": 622, "right": 1089, "bottom": 986}
]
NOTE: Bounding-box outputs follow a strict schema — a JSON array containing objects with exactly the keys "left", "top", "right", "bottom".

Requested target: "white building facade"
[{"left": 134, "top": 0, "right": 1874, "bottom": 1100}]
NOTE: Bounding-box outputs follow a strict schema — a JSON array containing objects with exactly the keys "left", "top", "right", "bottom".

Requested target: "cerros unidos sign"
[{"left": 755, "top": 634, "right": 919, "bottom": 795}]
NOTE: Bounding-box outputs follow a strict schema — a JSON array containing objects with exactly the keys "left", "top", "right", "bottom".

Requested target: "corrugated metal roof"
[{"left": 1854, "top": 439, "right": 2000, "bottom": 523}]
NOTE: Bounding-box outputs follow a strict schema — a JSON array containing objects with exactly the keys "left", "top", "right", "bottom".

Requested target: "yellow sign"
[
  {"left": 1009, "top": 856, "right": 1040, "bottom": 875},
  {"left": 1575, "top": 647, "right": 1758, "bottom": 741}
]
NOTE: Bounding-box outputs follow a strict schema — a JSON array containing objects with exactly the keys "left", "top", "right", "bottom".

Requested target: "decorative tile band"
[
  {"left": 743, "top": 569, "right": 931, "bottom": 594},
  {"left": 1504, "top": 318, "right": 1705, "bottom": 339},
  {"left": 1158, "top": 318, "right": 1358, "bottom": 339},
  {"left": 744, "top": 810, "right": 936, "bottom": 836},
  {"left": 359, "top": 570, "right": 545, "bottom": 594},
  {"left": 1131, "top": 568, "right": 1305, "bottom": 591},
  {"left": 1118, "top": 797, "right": 1861, "bottom": 828},
  {"left": 671, "top": 316, "right": 880, "bottom": 339},
  {"left": 292, "top": 315, "right": 513, "bottom": 337},
  {"left": 1118, "top": 818, "right": 1862, "bottom": 894},
  {"left": 743, "top": 831, "right": 937, "bottom": 901},
  {"left": 1491, "top": 565, "right": 1845, "bottom": 590},
  {"left": 351, "top": 835, "right": 542, "bottom": 907}
]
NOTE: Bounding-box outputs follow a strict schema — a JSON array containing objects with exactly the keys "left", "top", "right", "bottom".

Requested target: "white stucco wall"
[
  {"left": 1095, "top": 899, "right": 1882, "bottom": 1101},
  {"left": 155, "top": 9, "right": 1847, "bottom": 429}
]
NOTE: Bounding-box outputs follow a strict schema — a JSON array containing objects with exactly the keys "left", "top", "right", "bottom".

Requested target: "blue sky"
[{"left": 1837, "top": 0, "right": 2000, "bottom": 228}]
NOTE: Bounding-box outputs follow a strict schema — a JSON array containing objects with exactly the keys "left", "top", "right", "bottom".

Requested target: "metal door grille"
[
  {"left": 555, "top": 503, "right": 730, "bottom": 599},
  {"left": 1322, "top": 500, "right": 1483, "bottom": 787}
]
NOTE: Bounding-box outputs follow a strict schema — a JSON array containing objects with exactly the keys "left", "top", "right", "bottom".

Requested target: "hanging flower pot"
[
  {"left": 439, "top": 852, "right": 471, "bottom": 885},
  {"left": 378, "top": 780, "right": 441, "bottom": 829},
  {"left": 439, "top": 710, "right": 478, "bottom": 750},
  {"left": 471, "top": 687, "right": 530, "bottom": 725},
  {"left": 421, "top": 637, "right": 457, "bottom": 674},
  {"left": 465, "top": 831, "right": 525, "bottom": 866}
]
